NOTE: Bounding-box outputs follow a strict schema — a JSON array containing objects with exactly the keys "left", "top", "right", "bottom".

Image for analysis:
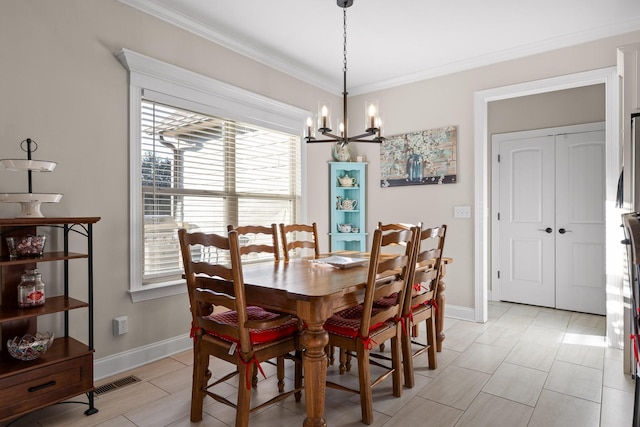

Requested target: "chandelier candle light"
[{"left": 305, "top": 0, "right": 384, "bottom": 148}]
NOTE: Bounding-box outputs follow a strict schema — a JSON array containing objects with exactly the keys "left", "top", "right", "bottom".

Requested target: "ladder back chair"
[
  {"left": 324, "top": 227, "right": 418, "bottom": 425},
  {"left": 372, "top": 222, "right": 422, "bottom": 352},
  {"left": 178, "top": 229, "right": 302, "bottom": 427},
  {"left": 400, "top": 225, "right": 447, "bottom": 387},
  {"left": 227, "top": 224, "right": 280, "bottom": 262},
  {"left": 279, "top": 223, "right": 320, "bottom": 261}
]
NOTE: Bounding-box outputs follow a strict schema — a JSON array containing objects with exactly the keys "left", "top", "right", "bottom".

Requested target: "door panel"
[
  {"left": 498, "top": 136, "right": 556, "bottom": 307},
  {"left": 555, "top": 131, "right": 606, "bottom": 314}
]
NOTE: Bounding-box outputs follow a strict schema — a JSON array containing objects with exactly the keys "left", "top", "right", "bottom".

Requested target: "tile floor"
[{"left": 3, "top": 301, "right": 635, "bottom": 426}]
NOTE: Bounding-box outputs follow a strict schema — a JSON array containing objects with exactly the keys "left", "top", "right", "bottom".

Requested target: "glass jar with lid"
[{"left": 17, "top": 268, "right": 45, "bottom": 308}]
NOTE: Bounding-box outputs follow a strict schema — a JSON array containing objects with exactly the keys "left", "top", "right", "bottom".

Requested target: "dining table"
[{"left": 239, "top": 253, "right": 452, "bottom": 427}]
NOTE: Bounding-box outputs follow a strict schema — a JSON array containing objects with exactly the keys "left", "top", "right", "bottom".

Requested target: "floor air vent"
[{"left": 94, "top": 375, "right": 141, "bottom": 395}]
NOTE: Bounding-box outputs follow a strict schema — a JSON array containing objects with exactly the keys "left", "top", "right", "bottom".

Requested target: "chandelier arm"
[
  {"left": 321, "top": 131, "right": 345, "bottom": 141},
  {"left": 348, "top": 137, "right": 384, "bottom": 143},
  {"left": 306, "top": 138, "right": 346, "bottom": 143},
  {"left": 347, "top": 131, "right": 377, "bottom": 140}
]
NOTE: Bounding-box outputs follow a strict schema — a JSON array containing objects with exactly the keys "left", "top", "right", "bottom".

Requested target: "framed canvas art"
[{"left": 380, "top": 126, "right": 457, "bottom": 187}]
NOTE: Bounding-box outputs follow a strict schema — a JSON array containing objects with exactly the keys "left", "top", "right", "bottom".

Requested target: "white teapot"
[
  {"left": 338, "top": 174, "right": 356, "bottom": 187},
  {"left": 339, "top": 198, "right": 358, "bottom": 210}
]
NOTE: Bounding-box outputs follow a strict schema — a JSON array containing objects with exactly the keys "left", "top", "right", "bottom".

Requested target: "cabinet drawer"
[{"left": 0, "top": 353, "right": 93, "bottom": 420}]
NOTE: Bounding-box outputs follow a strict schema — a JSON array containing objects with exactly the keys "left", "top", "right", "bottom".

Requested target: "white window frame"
[{"left": 116, "top": 49, "right": 309, "bottom": 302}]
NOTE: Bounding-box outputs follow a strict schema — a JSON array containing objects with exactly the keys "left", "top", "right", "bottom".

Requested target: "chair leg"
[
  {"left": 339, "top": 347, "right": 347, "bottom": 374},
  {"left": 237, "top": 360, "right": 252, "bottom": 427},
  {"left": 252, "top": 364, "right": 259, "bottom": 388},
  {"left": 401, "top": 321, "right": 415, "bottom": 388},
  {"left": 356, "top": 345, "right": 374, "bottom": 425},
  {"left": 426, "top": 316, "right": 437, "bottom": 369},
  {"left": 294, "top": 351, "right": 303, "bottom": 402},
  {"left": 325, "top": 344, "right": 334, "bottom": 366},
  {"left": 190, "top": 342, "right": 208, "bottom": 422},
  {"left": 277, "top": 356, "right": 285, "bottom": 393},
  {"left": 391, "top": 332, "right": 402, "bottom": 398}
]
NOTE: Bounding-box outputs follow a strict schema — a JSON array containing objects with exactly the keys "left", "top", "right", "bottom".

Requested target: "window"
[{"left": 117, "top": 49, "right": 308, "bottom": 301}]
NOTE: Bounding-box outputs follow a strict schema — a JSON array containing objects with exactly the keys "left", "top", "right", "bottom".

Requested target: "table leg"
[
  {"left": 435, "top": 264, "right": 447, "bottom": 352},
  {"left": 297, "top": 301, "right": 331, "bottom": 427}
]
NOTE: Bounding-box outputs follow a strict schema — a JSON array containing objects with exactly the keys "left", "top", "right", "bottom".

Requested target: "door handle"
[
  {"left": 558, "top": 228, "right": 572, "bottom": 234},
  {"left": 538, "top": 227, "right": 553, "bottom": 233}
]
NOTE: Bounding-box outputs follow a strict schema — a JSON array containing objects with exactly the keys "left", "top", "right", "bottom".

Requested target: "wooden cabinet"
[
  {"left": 0, "top": 217, "right": 99, "bottom": 422},
  {"left": 329, "top": 162, "right": 366, "bottom": 251}
]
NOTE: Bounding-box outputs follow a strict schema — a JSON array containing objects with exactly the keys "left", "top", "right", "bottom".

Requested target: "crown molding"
[
  {"left": 119, "top": 0, "right": 640, "bottom": 96},
  {"left": 118, "top": 0, "right": 340, "bottom": 94}
]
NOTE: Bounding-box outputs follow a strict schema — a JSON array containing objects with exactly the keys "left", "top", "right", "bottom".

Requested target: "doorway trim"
[{"left": 473, "top": 67, "right": 621, "bottom": 346}]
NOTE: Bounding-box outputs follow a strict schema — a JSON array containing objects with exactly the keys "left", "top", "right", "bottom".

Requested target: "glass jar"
[{"left": 17, "top": 269, "right": 45, "bottom": 308}]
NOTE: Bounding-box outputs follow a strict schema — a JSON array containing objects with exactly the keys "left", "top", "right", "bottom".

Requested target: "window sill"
[{"left": 128, "top": 279, "right": 186, "bottom": 303}]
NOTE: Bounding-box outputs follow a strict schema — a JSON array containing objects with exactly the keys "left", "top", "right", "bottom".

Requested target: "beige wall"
[
  {"left": 1, "top": 0, "right": 639, "bottom": 366},
  {"left": 488, "top": 84, "right": 606, "bottom": 135},
  {"left": 0, "top": 0, "right": 338, "bottom": 361},
  {"left": 335, "top": 45, "right": 629, "bottom": 309}
]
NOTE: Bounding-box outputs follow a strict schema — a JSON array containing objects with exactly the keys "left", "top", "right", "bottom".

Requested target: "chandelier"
[{"left": 305, "top": 0, "right": 384, "bottom": 147}]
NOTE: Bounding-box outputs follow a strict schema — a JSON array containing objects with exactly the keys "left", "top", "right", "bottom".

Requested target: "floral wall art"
[{"left": 380, "top": 126, "right": 457, "bottom": 187}]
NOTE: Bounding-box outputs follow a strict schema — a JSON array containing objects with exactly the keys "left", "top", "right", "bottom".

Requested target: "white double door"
[{"left": 492, "top": 124, "right": 605, "bottom": 315}]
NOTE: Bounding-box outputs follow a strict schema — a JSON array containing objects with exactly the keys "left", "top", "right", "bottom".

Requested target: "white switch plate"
[{"left": 454, "top": 206, "right": 471, "bottom": 218}]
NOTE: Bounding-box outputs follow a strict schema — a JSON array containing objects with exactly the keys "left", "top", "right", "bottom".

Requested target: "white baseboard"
[
  {"left": 94, "top": 334, "right": 192, "bottom": 381},
  {"left": 445, "top": 304, "right": 476, "bottom": 322}
]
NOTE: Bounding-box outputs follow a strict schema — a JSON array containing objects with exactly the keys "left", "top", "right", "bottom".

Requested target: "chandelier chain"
[{"left": 343, "top": 8, "right": 347, "bottom": 73}]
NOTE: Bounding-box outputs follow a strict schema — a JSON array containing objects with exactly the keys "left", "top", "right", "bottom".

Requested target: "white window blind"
[{"left": 141, "top": 99, "right": 301, "bottom": 283}]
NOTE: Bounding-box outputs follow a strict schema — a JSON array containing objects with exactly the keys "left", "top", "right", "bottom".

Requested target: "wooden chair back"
[
  {"left": 360, "top": 227, "right": 418, "bottom": 338},
  {"left": 179, "top": 228, "right": 253, "bottom": 352},
  {"left": 279, "top": 223, "right": 320, "bottom": 261},
  {"left": 377, "top": 221, "right": 422, "bottom": 253},
  {"left": 178, "top": 228, "right": 302, "bottom": 425},
  {"left": 411, "top": 225, "right": 447, "bottom": 298},
  {"left": 227, "top": 224, "right": 280, "bottom": 262}
]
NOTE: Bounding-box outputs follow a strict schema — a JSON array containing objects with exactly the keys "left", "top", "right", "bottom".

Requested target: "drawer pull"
[{"left": 28, "top": 380, "right": 56, "bottom": 393}]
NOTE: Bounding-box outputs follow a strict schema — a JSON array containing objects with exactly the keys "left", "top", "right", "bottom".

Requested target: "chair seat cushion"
[
  {"left": 205, "top": 306, "right": 298, "bottom": 344},
  {"left": 324, "top": 304, "right": 387, "bottom": 338},
  {"left": 373, "top": 293, "right": 398, "bottom": 308}
]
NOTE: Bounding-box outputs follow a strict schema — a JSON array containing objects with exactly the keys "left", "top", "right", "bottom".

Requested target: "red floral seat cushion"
[
  {"left": 204, "top": 306, "right": 298, "bottom": 344},
  {"left": 324, "top": 304, "right": 387, "bottom": 338}
]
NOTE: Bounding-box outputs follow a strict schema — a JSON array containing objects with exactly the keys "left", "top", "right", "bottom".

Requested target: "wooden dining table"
[{"left": 239, "top": 254, "right": 452, "bottom": 427}]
